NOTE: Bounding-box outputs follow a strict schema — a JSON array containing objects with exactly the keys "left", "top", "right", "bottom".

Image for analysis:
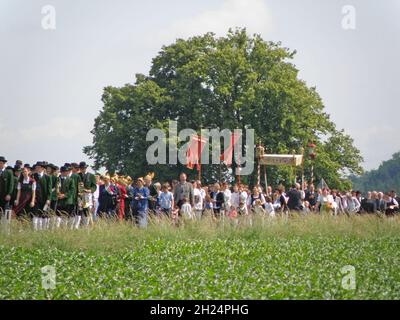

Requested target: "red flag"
[
  {"left": 220, "top": 132, "right": 241, "bottom": 167},
  {"left": 186, "top": 135, "right": 207, "bottom": 170}
]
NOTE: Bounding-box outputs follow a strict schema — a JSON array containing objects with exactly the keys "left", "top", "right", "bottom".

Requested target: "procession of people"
[{"left": 0, "top": 155, "right": 399, "bottom": 231}]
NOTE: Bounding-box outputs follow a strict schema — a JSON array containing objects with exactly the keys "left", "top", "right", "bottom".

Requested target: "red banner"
[
  {"left": 220, "top": 132, "right": 241, "bottom": 167},
  {"left": 186, "top": 135, "right": 207, "bottom": 170}
]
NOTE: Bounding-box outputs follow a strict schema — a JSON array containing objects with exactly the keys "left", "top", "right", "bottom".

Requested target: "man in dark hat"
[
  {"left": 0, "top": 156, "right": 15, "bottom": 212},
  {"left": 46, "top": 164, "right": 60, "bottom": 215},
  {"left": 69, "top": 163, "right": 82, "bottom": 229},
  {"left": 32, "top": 161, "right": 52, "bottom": 230},
  {"left": 78, "top": 162, "right": 96, "bottom": 226},
  {"left": 15, "top": 160, "right": 23, "bottom": 167},
  {"left": 56, "top": 166, "right": 75, "bottom": 228}
]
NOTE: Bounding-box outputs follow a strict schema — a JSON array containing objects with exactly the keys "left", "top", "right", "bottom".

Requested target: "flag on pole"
[
  {"left": 186, "top": 135, "right": 207, "bottom": 170},
  {"left": 220, "top": 131, "right": 241, "bottom": 167}
]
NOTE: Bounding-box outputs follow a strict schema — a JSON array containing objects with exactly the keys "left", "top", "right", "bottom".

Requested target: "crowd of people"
[{"left": 0, "top": 155, "right": 399, "bottom": 231}]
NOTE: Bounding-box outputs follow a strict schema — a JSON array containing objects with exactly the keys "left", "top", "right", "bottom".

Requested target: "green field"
[{"left": 1, "top": 215, "right": 400, "bottom": 299}]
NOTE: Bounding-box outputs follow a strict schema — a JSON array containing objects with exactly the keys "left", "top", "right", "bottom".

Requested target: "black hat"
[
  {"left": 79, "top": 161, "right": 88, "bottom": 168},
  {"left": 47, "top": 164, "right": 59, "bottom": 171},
  {"left": 15, "top": 160, "right": 23, "bottom": 166},
  {"left": 35, "top": 161, "right": 45, "bottom": 168},
  {"left": 0, "top": 156, "right": 7, "bottom": 163},
  {"left": 71, "top": 162, "right": 79, "bottom": 169},
  {"left": 24, "top": 163, "right": 30, "bottom": 168},
  {"left": 64, "top": 163, "right": 71, "bottom": 168},
  {"left": 46, "top": 163, "right": 57, "bottom": 170},
  {"left": 60, "top": 166, "right": 68, "bottom": 173}
]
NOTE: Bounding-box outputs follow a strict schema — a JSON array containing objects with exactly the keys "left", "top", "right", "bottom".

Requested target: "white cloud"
[{"left": 155, "top": 0, "right": 271, "bottom": 44}]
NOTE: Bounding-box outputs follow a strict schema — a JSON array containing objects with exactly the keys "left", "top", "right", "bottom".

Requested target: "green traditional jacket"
[
  {"left": 70, "top": 173, "right": 82, "bottom": 204},
  {"left": 50, "top": 175, "right": 59, "bottom": 201},
  {"left": 0, "top": 168, "right": 14, "bottom": 198},
  {"left": 34, "top": 173, "right": 52, "bottom": 204},
  {"left": 58, "top": 176, "right": 75, "bottom": 207},
  {"left": 79, "top": 172, "right": 97, "bottom": 193}
]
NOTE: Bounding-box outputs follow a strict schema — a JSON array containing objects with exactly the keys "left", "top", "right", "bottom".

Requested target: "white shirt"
[
  {"left": 223, "top": 189, "right": 232, "bottom": 208},
  {"left": 181, "top": 203, "right": 193, "bottom": 219},
  {"left": 17, "top": 177, "right": 36, "bottom": 191},
  {"left": 193, "top": 188, "right": 204, "bottom": 210},
  {"left": 239, "top": 191, "right": 248, "bottom": 205},
  {"left": 265, "top": 202, "right": 275, "bottom": 217},
  {"left": 93, "top": 184, "right": 100, "bottom": 200},
  {"left": 231, "top": 192, "right": 240, "bottom": 208}
]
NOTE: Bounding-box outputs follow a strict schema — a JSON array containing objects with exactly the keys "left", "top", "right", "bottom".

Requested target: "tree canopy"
[
  {"left": 350, "top": 152, "right": 400, "bottom": 192},
  {"left": 84, "top": 28, "right": 363, "bottom": 189}
]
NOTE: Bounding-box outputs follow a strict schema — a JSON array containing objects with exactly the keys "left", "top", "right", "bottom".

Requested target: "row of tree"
[
  {"left": 84, "top": 28, "right": 363, "bottom": 190},
  {"left": 350, "top": 152, "right": 400, "bottom": 192}
]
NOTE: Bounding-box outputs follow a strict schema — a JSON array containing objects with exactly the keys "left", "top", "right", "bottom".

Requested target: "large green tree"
[{"left": 84, "top": 28, "right": 363, "bottom": 189}]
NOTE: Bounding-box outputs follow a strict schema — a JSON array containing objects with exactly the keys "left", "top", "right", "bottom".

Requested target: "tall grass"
[{"left": 1, "top": 214, "right": 399, "bottom": 252}]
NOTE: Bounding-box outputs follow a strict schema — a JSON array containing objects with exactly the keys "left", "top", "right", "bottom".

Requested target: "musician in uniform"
[
  {"left": 0, "top": 156, "right": 15, "bottom": 213},
  {"left": 56, "top": 166, "right": 76, "bottom": 228},
  {"left": 78, "top": 161, "right": 97, "bottom": 226},
  {"left": 69, "top": 163, "right": 83, "bottom": 229},
  {"left": 46, "top": 164, "right": 60, "bottom": 214},
  {"left": 32, "top": 161, "right": 52, "bottom": 230}
]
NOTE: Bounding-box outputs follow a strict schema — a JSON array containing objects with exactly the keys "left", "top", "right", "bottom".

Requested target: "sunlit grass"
[{"left": 1, "top": 214, "right": 399, "bottom": 299}]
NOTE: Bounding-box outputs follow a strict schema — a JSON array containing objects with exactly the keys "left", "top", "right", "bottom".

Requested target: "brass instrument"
[
  {"left": 79, "top": 181, "right": 92, "bottom": 210},
  {"left": 56, "top": 176, "right": 63, "bottom": 200}
]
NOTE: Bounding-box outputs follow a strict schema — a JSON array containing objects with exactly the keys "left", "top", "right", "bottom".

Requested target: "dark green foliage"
[
  {"left": 84, "top": 28, "right": 363, "bottom": 189},
  {"left": 351, "top": 152, "right": 400, "bottom": 192}
]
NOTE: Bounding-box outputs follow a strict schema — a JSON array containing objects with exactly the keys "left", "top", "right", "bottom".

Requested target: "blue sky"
[{"left": 0, "top": 0, "right": 399, "bottom": 171}]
